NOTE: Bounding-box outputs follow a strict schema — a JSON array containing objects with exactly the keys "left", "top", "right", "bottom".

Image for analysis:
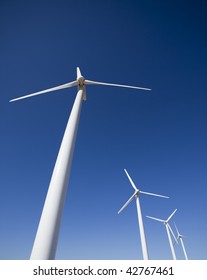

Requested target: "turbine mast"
[
  {"left": 180, "top": 237, "right": 188, "bottom": 260},
  {"left": 30, "top": 89, "right": 84, "bottom": 259},
  {"left": 165, "top": 223, "right": 177, "bottom": 260},
  {"left": 135, "top": 196, "right": 149, "bottom": 260}
]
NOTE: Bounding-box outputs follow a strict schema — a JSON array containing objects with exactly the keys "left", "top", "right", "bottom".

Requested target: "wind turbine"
[
  {"left": 10, "top": 67, "right": 151, "bottom": 260},
  {"left": 174, "top": 223, "right": 188, "bottom": 260},
  {"left": 146, "top": 209, "right": 178, "bottom": 260},
  {"left": 118, "top": 169, "right": 169, "bottom": 260}
]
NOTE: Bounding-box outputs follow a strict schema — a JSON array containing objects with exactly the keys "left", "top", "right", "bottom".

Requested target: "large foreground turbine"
[
  {"left": 146, "top": 209, "right": 178, "bottom": 260},
  {"left": 10, "top": 68, "right": 151, "bottom": 260},
  {"left": 118, "top": 169, "right": 169, "bottom": 260}
]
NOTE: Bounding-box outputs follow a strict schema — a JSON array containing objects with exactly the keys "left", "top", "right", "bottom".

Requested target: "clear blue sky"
[{"left": 0, "top": 0, "right": 206, "bottom": 260}]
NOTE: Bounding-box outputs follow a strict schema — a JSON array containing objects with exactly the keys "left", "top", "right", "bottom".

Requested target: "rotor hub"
[{"left": 77, "top": 76, "right": 85, "bottom": 86}]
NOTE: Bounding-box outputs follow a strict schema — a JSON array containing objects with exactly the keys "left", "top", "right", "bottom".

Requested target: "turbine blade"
[
  {"left": 174, "top": 222, "right": 180, "bottom": 236},
  {"left": 166, "top": 209, "right": 177, "bottom": 223},
  {"left": 167, "top": 224, "right": 178, "bottom": 244},
  {"left": 9, "top": 80, "right": 78, "bottom": 102},
  {"left": 84, "top": 79, "right": 151, "bottom": 91},
  {"left": 139, "top": 191, "right": 169, "bottom": 199},
  {"left": 118, "top": 192, "right": 137, "bottom": 214},
  {"left": 77, "top": 67, "right": 82, "bottom": 79},
  {"left": 124, "top": 169, "right": 138, "bottom": 192},
  {"left": 146, "top": 215, "right": 165, "bottom": 223},
  {"left": 174, "top": 223, "right": 186, "bottom": 238}
]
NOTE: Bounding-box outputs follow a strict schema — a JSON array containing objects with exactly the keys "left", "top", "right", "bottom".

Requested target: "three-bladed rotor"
[
  {"left": 146, "top": 209, "right": 178, "bottom": 244},
  {"left": 118, "top": 169, "right": 169, "bottom": 214},
  {"left": 174, "top": 222, "right": 186, "bottom": 240},
  {"left": 9, "top": 67, "right": 151, "bottom": 103},
  {"left": 174, "top": 222, "right": 188, "bottom": 260}
]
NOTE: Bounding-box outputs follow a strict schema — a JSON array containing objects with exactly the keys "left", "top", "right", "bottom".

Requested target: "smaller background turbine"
[
  {"left": 146, "top": 209, "right": 178, "bottom": 260},
  {"left": 118, "top": 169, "right": 169, "bottom": 260},
  {"left": 174, "top": 222, "right": 188, "bottom": 260}
]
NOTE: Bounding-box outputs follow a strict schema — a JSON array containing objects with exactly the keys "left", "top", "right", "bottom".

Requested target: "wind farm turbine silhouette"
[
  {"left": 174, "top": 222, "right": 188, "bottom": 260},
  {"left": 147, "top": 209, "right": 178, "bottom": 260},
  {"left": 118, "top": 169, "right": 169, "bottom": 260}
]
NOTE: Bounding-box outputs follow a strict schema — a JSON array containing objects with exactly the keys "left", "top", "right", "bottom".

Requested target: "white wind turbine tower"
[
  {"left": 174, "top": 223, "right": 188, "bottom": 260},
  {"left": 146, "top": 209, "right": 178, "bottom": 260},
  {"left": 10, "top": 67, "right": 151, "bottom": 260},
  {"left": 118, "top": 169, "right": 169, "bottom": 260}
]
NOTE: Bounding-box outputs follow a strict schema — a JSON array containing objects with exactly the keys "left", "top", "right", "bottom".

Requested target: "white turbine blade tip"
[
  {"left": 166, "top": 209, "right": 177, "bottom": 223},
  {"left": 124, "top": 169, "right": 138, "bottom": 192},
  {"left": 118, "top": 208, "right": 123, "bottom": 214}
]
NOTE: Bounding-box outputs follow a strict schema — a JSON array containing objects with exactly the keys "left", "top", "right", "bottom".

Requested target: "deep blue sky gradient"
[{"left": 0, "top": 0, "right": 207, "bottom": 259}]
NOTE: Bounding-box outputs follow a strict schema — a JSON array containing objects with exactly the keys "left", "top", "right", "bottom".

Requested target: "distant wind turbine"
[
  {"left": 174, "top": 223, "right": 188, "bottom": 260},
  {"left": 10, "top": 68, "right": 151, "bottom": 260},
  {"left": 118, "top": 169, "right": 169, "bottom": 260},
  {"left": 146, "top": 209, "right": 178, "bottom": 260}
]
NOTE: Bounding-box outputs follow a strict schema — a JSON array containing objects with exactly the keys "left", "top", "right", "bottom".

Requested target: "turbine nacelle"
[
  {"left": 76, "top": 67, "right": 86, "bottom": 100},
  {"left": 77, "top": 76, "right": 85, "bottom": 86},
  {"left": 135, "top": 190, "right": 140, "bottom": 197},
  {"left": 174, "top": 222, "right": 185, "bottom": 239}
]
